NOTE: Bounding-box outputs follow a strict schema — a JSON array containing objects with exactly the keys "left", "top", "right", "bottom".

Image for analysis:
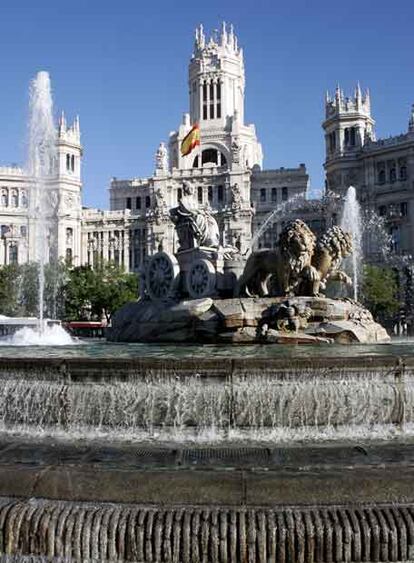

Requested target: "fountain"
[
  {"left": 341, "top": 186, "right": 363, "bottom": 300},
  {"left": 1, "top": 85, "right": 414, "bottom": 563},
  {"left": 28, "top": 71, "right": 57, "bottom": 331},
  {"left": 0, "top": 72, "right": 76, "bottom": 347}
]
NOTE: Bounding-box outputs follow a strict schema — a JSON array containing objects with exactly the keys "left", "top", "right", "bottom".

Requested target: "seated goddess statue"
[{"left": 170, "top": 182, "right": 220, "bottom": 251}]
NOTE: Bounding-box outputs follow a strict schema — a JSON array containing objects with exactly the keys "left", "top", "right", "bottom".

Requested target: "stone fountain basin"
[{"left": 108, "top": 296, "right": 389, "bottom": 344}]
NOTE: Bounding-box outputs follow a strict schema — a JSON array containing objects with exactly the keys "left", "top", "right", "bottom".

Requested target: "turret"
[
  {"left": 189, "top": 22, "right": 245, "bottom": 126},
  {"left": 409, "top": 104, "right": 414, "bottom": 133},
  {"left": 56, "top": 113, "right": 82, "bottom": 179},
  {"left": 323, "top": 84, "right": 375, "bottom": 160}
]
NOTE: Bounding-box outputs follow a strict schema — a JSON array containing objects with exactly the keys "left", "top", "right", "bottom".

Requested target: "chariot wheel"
[
  {"left": 186, "top": 258, "right": 216, "bottom": 299},
  {"left": 146, "top": 251, "right": 180, "bottom": 301}
]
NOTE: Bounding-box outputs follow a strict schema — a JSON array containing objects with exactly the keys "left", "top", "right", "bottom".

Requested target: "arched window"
[
  {"left": 202, "top": 148, "right": 218, "bottom": 165},
  {"left": 11, "top": 190, "right": 18, "bottom": 208}
]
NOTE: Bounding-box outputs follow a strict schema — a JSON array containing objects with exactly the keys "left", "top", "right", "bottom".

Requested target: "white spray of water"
[
  {"left": 250, "top": 193, "right": 306, "bottom": 250},
  {"left": 27, "top": 71, "right": 57, "bottom": 330},
  {"left": 341, "top": 186, "right": 362, "bottom": 301},
  {"left": 0, "top": 324, "right": 76, "bottom": 346}
]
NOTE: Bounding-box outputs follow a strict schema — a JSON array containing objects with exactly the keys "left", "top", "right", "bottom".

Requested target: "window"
[
  {"left": 282, "top": 187, "right": 288, "bottom": 201},
  {"left": 193, "top": 155, "right": 199, "bottom": 168},
  {"left": 145, "top": 196, "right": 151, "bottom": 208},
  {"left": 71, "top": 155, "right": 75, "bottom": 172},
  {"left": 390, "top": 167, "right": 397, "bottom": 183},
  {"left": 9, "top": 245, "right": 18, "bottom": 265},
  {"left": 65, "top": 248, "right": 73, "bottom": 266},
  {"left": 1, "top": 190, "right": 8, "bottom": 207},
  {"left": 136, "top": 197, "right": 141, "bottom": 210},
  {"left": 21, "top": 192, "right": 28, "bottom": 207},
  {"left": 20, "top": 226, "right": 27, "bottom": 237},
  {"left": 1, "top": 225, "right": 9, "bottom": 237},
  {"left": 400, "top": 166, "right": 407, "bottom": 181},
  {"left": 328, "top": 131, "right": 336, "bottom": 152},
  {"left": 379, "top": 205, "right": 387, "bottom": 217},
  {"left": 208, "top": 186, "right": 213, "bottom": 203},
  {"left": 401, "top": 202, "right": 409, "bottom": 217},
  {"left": 197, "top": 186, "right": 203, "bottom": 204},
  {"left": 271, "top": 188, "right": 277, "bottom": 203},
  {"left": 202, "top": 148, "right": 218, "bottom": 165},
  {"left": 66, "top": 227, "right": 73, "bottom": 245},
  {"left": 11, "top": 190, "right": 18, "bottom": 207},
  {"left": 260, "top": 188, "right": 266, "bottom": 202},
  {"left": 178, "top": 188, "right": 182, "bottom": 201},
  {"left": 378, "top": 170, "right": 386, "bottom": 184},
  {"left": 126, "top": 197, "right": 132, "bottom": 210},
  {"left": 202, "top": 83, "right": 208, "bottom": 120},
  {"left": 344, "top": 127, "right": 356, "bottom": 147},
  {"left": 66, "top": 154, "right": 71, "bottom": 171},
  {"left": 217, "top": 185, "right": 224, "bottom": 203},
  {"left": 216, "top": 82, "right": 221, "bottom": 119},
  {"left": 209, "top": 83, "right": 215, "bottom": 119}
]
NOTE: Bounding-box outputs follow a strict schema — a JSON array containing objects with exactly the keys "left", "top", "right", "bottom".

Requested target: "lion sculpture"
[
  {"left": 236, "top": 219, "right": 317, "bottom": 297},
  {"left": 299, "top": 225, "right": 353, "bottom": 296}
]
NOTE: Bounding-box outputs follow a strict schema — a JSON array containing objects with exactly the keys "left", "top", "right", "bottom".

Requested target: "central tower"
[
  {"left": 189, "top": 23, "right": 245, "bottom": 127},
  {"left": 168, "top": 23, "right": 262, "bottom": 172}
]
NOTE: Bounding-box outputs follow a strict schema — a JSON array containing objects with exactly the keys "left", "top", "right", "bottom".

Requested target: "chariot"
[{"left": 145, "top": 247, "right": 244, "bottom": 301}]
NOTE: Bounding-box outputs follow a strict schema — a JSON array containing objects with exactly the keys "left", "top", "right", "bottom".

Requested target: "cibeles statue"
[{"left": 170, "top": 181, "right": 220, "bottom": 251}]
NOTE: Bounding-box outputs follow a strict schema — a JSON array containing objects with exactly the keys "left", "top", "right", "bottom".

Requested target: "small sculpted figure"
[
  {"left": 236, "top": 219, "right": 316, "bottom": 297},
  {"left": 170, "top": 181, "right": 220, "bottom": 250}
]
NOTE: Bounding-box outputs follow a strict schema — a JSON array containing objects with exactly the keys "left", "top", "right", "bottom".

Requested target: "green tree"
[
  {"left": 0, "top": 264, "right": 21, "bottom": 316},
  {"left": 64, "top": 262, "right": 138, "bottom": 323},
  {"left": 361, "top": 264, "right": 399, "bottom": 321}
]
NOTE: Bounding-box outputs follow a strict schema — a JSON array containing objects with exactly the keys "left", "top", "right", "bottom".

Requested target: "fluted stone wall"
[{"left": 1, "top": 499, "right": 414, "bottom": 562}]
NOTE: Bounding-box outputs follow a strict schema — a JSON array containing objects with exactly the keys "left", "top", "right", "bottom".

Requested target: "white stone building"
[
  {"left": 0, "top": 113, "right": 82, "bottom": 266},
  {"left": 323, "top": 87, "right": 414, "bottom": 256}
]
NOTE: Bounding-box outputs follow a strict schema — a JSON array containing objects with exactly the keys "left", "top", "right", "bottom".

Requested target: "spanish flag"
[{"left": 180, "top": 123, "right": 200, "bottom": 156}]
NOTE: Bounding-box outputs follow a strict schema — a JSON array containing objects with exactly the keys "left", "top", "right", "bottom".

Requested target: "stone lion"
[
  {"left": 299, "top": 225, "right": 353, "bottom": 296},
  {"left": 236, "top": 219, "right": 316, "bottom": 297}
]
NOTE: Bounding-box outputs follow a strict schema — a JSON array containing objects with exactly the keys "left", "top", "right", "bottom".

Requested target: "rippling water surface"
[{"left": 0, "top": 337, "right": 412, "bottom": 359}]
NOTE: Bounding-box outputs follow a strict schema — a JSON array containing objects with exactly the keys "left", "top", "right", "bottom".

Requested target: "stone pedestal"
[{"left": 108, "top": 296, "right": 390, "bottom": 344}]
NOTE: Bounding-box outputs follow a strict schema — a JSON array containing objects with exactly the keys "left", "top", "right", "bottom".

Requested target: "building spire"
[
  {"left": 58, "top": 110, "right": 67, "bottom": 133},
  {"left": 409, "top": 104, "right": 414, "bottom": 132}
]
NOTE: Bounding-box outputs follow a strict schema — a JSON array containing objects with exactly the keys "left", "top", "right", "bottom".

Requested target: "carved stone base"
[{"left": 108, "top": 296, "right": 390, "bottom": 344}]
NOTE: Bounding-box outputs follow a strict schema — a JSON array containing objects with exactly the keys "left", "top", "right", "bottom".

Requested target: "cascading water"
[
  {"left": 341, "top": 186, "right": 362, "bottom": 300},
  {"left": 27, "top": 71, "right": 57, "bottom": 331},
  {"left": 250, "top": 193, "right": 306, "bottom": 250}
]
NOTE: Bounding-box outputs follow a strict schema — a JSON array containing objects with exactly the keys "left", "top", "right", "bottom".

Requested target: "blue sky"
[{"left": 0, "top": 0, "right": 413, "bottom": 207}]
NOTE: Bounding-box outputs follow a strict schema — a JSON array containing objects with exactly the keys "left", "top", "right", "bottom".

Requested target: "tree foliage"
[
  {"left": 361, "top": 264, "right": 399, "bottom": 321},
  {"left": 63, "top": 262, "right": 138, "bottom": 322},
  {"left": 0, "top": 260, "right": 138, "bottom": 323}
]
